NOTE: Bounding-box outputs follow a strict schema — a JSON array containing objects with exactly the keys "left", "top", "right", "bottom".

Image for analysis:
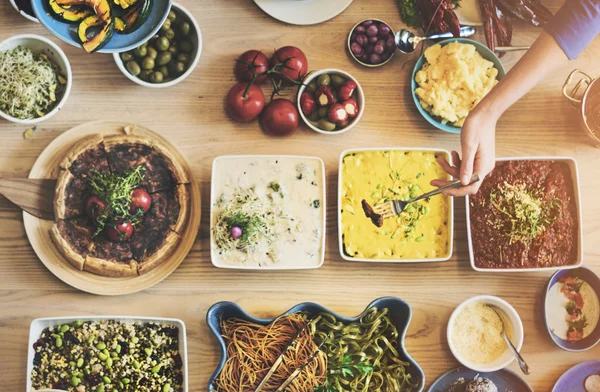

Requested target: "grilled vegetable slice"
[
  {"left": 48, "top": 0, "right": 92, "bottom": 23},
  {"left": 114, "top": 17, "right": 126, "bottom": 32},
  {"left": 119, "top": 0, "right": 152, "bottom": 33},
  {"left": 77, "top": 15, "right": 115, "bottom": 52},
  {"left": 112, "top": 0, "right": 137, "bottom": 9},
  {"left": 56, "top": 0, "right": 112, "bottom": 23}
]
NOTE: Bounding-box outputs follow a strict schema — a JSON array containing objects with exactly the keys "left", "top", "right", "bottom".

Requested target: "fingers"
[
  {"left": 436, "top": 155, "right": 459, "bottom": 178},
  {"left": 459, "top": 144, "right": 477, "bottom": 186}
]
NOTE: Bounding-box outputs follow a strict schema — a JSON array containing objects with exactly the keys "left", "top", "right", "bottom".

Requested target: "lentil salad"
[{"left": 31, "top": 320, "right": 183, "bottom": 392}]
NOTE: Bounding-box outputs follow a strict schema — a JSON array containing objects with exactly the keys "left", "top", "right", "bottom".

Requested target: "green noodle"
[{"left": 310, "top": 307, "right": 418, "bottom": 392}]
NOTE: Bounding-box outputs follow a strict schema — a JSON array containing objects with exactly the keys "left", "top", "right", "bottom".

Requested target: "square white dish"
[
  {"left": 337, "top": 147, "right": 454, "bottom": 263},
  {"left": 27, "top": 316, "right": 188, "bottom": 392},
  {"left": 466, "top": 156, "right": 583, "bottom": 272},
  {"left": 210, "top": 155, "right": 326, "bottom": 270}
]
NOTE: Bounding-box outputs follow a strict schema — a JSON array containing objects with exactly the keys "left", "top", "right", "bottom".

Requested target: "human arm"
[{"left": 432, "top": 0, "right": 600, "bottom": 196}]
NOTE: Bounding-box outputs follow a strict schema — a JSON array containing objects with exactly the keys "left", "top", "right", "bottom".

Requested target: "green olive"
[
  {"left": 179, "top": 40, "right": 192, "bottom": 53},
  {"left": 120, "top": 52, "right": 133, "bottom": 62},
  {"left": 307, "top": 111, "right": 320, "bottom": 122},
  {"left": 156, "top": 51, "right": 172, "bottom": 66},
  {"left": 134, "top": 45, "right": 147, "bottom": 58},
  {"left": 318, "top": 118, "right": 337, "bottom": 132},
  {"left": 146, "top": 46, "right": 158, "bottom": 59},
  {"left": 330, "top": 74, "right": 346, "bottom": 87},
  {"left": 317, "top": 74, "right": 331, "bottom": 87},
  {"left": 138, "top": 70, "right": 152, "bottom": 81},
  {"left": 125, "top": 60, "right": 141, "bottom": 76},
  {"left": 155, "top": 37, "right": 170, "bottom": 51},
  {"left": 168, "top": 45, "right": 178, "bottom": 55},
  {"left": 164, "top": 28, "right": 175, "bottom": 40},
  {"left": 174, "top": 61, "right": 186, "bottom": 74},
  {"left": 307, "top": 82, "right": 318, "bottom": 93},
  {"left": 337, "top": 121, "right": 349, "bottom": 130},
  {"left": 176, "top": 53, "right": 189, "bottom": 63},
  {"left": 179, "top": 22, "right": 191, "bottom": 36},
  {"left": 167, "top": 10, "right": 176, "bottom": 21},
  {"left": 317, "top": 107, "right": 329, "bottom": 119},
  {"left": 161, "top": 18, "right": 172, "bottom": 31},
  {"left": 158, "top": 66, "right": 169, "bottom": 78},
  {"left": 150, "top": 72, "right": 164, "bottom": 83},
  {"left": 141, "top": 57, "right": 155, "bottom": 70}
]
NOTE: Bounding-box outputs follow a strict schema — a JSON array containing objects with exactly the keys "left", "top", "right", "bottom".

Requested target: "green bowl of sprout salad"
[{"left": 0, "top": 34, "right": 71, "bottom": 124}]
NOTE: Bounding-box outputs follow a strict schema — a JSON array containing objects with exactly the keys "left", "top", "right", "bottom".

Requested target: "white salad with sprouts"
[
  {"left": 211, "top": 156, "right": 325, "bottom": 269},
  {"left": 0, "top": 46, "right": 66, "bottom": 120}
]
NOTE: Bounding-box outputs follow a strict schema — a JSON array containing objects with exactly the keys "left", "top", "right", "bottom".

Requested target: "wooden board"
[
  {"left": 23, "top": 120, "right": 201, "bottom": 295},
  {"left": 1, "top": 1, "right": 600, "bottom": 391}
]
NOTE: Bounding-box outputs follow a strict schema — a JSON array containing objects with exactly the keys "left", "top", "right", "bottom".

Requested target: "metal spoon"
[
  {"left": 495, "top": 46, "right": 530, "bottom": 52},
  {"left": 487, "top": 304, "right": 531, "bottom": 375},
  {"left": 395, "top": 26, "right": 476, "bottom": 53}
]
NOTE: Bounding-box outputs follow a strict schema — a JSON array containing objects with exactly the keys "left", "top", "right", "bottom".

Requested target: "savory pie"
[{"left": 51, "top": 133, "right": 191, "bottom": 277}]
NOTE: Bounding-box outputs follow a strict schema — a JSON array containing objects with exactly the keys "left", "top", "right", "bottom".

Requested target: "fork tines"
[{"left": 373, "top": 201, "right": 397, "bottom": 219}]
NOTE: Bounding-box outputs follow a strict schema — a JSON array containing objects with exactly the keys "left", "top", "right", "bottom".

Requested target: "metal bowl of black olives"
[{"left": 113, "top": 1, "right": 202, "bottom": 87}]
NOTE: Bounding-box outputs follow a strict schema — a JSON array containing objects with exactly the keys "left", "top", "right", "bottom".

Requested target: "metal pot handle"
[{"left": 562, "top": 69, "right": 593, "bottom": 107}]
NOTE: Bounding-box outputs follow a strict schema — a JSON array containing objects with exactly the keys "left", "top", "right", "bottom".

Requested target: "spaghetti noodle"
[{"left": 214, "top": 313, "right": 327, "bottom": 392}]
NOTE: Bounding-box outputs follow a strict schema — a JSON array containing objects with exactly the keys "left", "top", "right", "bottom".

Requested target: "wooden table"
[{"left": 1, "top": 1, "right": 599, "bottom": 391}]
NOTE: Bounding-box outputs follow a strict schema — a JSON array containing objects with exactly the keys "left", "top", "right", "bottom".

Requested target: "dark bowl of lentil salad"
[{"left": 28, "top": 317, "right": 187, "bottom": 392}]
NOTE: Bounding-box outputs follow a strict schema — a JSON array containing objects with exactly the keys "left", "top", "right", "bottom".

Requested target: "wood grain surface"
[{"left": 0, "top": 1, "right": 599, "bottom": 391}]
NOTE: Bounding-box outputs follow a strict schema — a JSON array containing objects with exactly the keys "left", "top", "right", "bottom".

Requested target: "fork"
[
  {"left": 487, "top": 304, "right": 531, "bottom": 375},
  {"left": 372, "top": 174, "right": 480, "bottom": 219}
]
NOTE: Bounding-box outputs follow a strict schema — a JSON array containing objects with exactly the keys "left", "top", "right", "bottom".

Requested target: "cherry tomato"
[
  {"left": 226, "top": 82, "right": 265, "bottom": 122},
  {"left": 270, "top": 46, "right": 308, "bottom": 83},
  {"left": 85, "top": 195, "right": 108, "bottom": 223},
  {"left": 260, "top": 99, "right": 299, "bottom": 137},
  {"left": 235, "top": 50, "right": 269, "bottom": 84},
  {"left": 105, "top": 218, "right": 134, "bottom": 242},
  {"left": 129, "top": 188, "right": 152, "bottom": 214}
]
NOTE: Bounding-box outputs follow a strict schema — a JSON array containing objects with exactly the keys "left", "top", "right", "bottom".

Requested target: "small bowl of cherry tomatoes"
[
  {"left": 348, "top": 19, "right": 396, "bottom": 67},
  {"left": 297, "top": 69, "right": 365, "bottom": 135}
]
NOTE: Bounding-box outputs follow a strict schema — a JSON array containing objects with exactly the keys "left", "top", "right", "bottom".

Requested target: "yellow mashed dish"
[
  {"left": 340, "top": 150, "right": 452, "bottom": 260},
  {"left": 414, "top": 42, "right": 499, "bottom": 127}
]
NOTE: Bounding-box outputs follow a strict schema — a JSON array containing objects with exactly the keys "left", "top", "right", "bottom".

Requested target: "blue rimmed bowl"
[
  {"left": 411, "top": 38, "right": 506, "bottom": 134},
  {"left": 206, "top": 296, "right": 425, "bottom": 391},
  {"left": 31, "top": 0, "right": 172, "bottom": 53},
  {"left": 545, "top": 267, "right": 600, "bottom": 352}
]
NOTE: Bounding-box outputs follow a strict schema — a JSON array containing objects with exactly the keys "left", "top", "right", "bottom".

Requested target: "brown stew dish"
[
  {"left": 51, "top": 134, "right": 191, "bottom": 277},
  {"left": 469, "top": 160, "right": 578, "bottom": 269}
]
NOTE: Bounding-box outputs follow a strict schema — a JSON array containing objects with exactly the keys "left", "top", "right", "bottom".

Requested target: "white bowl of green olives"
[
  {"left": 113, "top": 2, "right": 201, "bottom": 88},
  {"left": 297, "top": 69, "right": 365, "bottom": 135}
]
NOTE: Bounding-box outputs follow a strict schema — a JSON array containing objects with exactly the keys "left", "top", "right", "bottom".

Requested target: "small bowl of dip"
[
  {"left": 545, "top": 267, "right": 600, "bottom": 352},
  {"left": 447, "top": 295, "right": 524, "bottom": 373}
]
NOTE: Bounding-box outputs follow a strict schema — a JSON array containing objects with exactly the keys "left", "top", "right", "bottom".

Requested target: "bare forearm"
[{"left": 474, "top": 31, "right": 570, "bottom": 119}]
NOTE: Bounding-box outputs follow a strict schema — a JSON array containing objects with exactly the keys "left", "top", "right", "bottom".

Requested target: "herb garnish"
[
  {"left": 489, "top": 182, "right": 562, "bottom": 245},
  {"left": 87, "top": 166, "right": 145, "bottom": 236},
  {"left": 268, "top": 181, "right": 281, "bottom": 192},
  {"left": 312, "top": 199, "right": 321, "bottom": 208},
  {"left": 225, "top": 211, "right": 266, "bottom": 243}
]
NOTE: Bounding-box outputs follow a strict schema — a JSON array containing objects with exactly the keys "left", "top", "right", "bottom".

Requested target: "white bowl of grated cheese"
[
  {"left": 447, "top": 295, "right": 524, "bottom": 373},
  {"left": 0, "top": 34, "right": 72, "bottom": 125}
]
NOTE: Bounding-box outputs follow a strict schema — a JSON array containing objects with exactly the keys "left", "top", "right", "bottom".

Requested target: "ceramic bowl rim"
[
  {"left": 447, "top": 295, "right": 524, "bottom": 373},
  {"left": 0, "top": 34, "right": 72, "bottom": 124},
  {"left": 544, "top": 266, "right": 600, "bottom": 352},
  {"left": 113, "top": 2, "right": 202, "bottom": 88},
  {"left": 296, "top": 68, "right": 365, "bottom": 135},
  {"left": 206, "top": 296, "right": 425, "bottom": 392},
  {"left": 411, "top": 38, "right": 506, "bottom": 134},
  {"left": 346, "top": 18, "right": 396, "bottom": 67}
]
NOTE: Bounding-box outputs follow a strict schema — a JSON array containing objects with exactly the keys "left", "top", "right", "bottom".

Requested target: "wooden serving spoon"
[{"left": 0, "top": 178, "right": 56, "bottom": 220}]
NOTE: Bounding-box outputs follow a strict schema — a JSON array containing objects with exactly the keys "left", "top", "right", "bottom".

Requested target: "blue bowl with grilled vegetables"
[
  {"left": 206, "top": 296, "right": 425, "bottom": 392},
  {"left": 31, "top": 0, "right": 172, "bottom": 53}
]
